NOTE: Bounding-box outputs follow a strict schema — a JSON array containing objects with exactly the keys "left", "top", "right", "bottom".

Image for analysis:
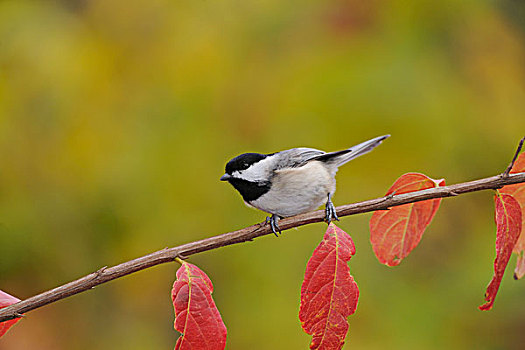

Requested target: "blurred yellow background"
[{"left": 1, "top": 0, "right": 525, "bottom": 349}]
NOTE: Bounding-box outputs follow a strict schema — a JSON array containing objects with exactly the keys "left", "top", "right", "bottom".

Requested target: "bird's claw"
[
  {"left": 325, "top": 195, "right": 339, "bottom": 223},
  {"left": 266, "top": 214, "right": 281, "bottom": 237}
]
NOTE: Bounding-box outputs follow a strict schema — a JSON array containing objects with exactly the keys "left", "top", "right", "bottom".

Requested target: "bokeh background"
[{"left": 1, "top": 0, "right": 525, "bottom": 349}]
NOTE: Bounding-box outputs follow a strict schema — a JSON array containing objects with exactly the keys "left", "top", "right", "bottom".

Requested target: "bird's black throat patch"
[{"left": 227, "top": 178, "right": 271, "bottom": 202}]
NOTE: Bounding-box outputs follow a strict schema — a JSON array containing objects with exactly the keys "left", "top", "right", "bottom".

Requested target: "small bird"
[{"left": 221, "top": 135, "right": 390, "bottom": 235}]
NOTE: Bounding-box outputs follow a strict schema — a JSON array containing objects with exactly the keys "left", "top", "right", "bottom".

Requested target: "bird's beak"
[{"left": 220, "top": 174, "right": 231, "bottom": 181}]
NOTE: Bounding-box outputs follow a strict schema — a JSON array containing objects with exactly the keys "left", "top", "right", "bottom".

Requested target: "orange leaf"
[
  {"left": 500, "top": 152, "right": 525, "bottom": 279},
  {"left": 369, "top": 173, "right": 445, "bottom": 266},
  {"left": 171, "top": 262, "right": 227, "bottom": 350},
  {"left": 299, "top": 223, "right": 359, "bottom": 350},
  {"left": 0, "top": 290, "right": 21, "bottom": 338},
  {"left": 479, "top": 192, "right": 522, "bottom": 311}
]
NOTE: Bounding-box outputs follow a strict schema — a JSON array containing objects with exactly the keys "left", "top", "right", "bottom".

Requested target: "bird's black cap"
[{"left": 224, "top": 153, "right": 268, "bottom": 175}]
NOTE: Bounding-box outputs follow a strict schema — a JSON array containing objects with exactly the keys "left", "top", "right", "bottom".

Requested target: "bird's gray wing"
[{"left": 272, "top": 148, "right": 326, "bottom": 169}]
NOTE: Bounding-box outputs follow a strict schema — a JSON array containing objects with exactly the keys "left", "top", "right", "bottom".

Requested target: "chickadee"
[{"left": 221, "top": 135, "right": 390, "bottom": 235}]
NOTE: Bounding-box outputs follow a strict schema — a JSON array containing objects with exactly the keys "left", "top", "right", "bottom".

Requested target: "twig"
[
  {"left": 0, "top": 171, "right": 525, "bottom": 322},
  {"left": 503, "top": 136, "right": 525, "bottom": 177}
]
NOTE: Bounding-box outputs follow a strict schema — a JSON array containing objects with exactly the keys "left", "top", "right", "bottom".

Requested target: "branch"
[
  {"left": 503, "top": 136, "right": 525, "bottom": 177},
  {"left": 1, "top": 170, "right": 525, "bottom": 322}
]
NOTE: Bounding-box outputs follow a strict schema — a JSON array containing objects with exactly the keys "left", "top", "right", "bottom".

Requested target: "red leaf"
[
  {"left": 0, "top": 290, "right": 21, "bottom": 338},
  {"left": 299, "top": 223, "right": 359, "bottom": 350},
  {"left": 479, "top": 192, "right": 522, "bottom": 310},
  {"left": 370, "top": 173, "right": 445, "bottom": 266},
  {"left": 171, "top": 262, "right": 227, "bottom": 350},
  {"left": 500, "top": 152, "right": 525, "bottom": 279}
]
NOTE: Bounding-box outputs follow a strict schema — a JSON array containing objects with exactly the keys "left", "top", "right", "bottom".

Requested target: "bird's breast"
[{"left": 249, "top": 161, "right": 336, "bottom": 217}]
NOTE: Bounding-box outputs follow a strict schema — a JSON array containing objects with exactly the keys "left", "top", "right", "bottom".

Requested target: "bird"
[{"left": 220, "top": 135, "right": 390, "bottom": 235}]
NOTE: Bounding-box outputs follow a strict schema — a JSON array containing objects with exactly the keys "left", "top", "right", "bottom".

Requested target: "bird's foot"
[
  {"left": 266, "top": 214, "right": 281, "bottom": 237},
  {"left": 325, "top": 194, "right": 339, "bottom": 223}
]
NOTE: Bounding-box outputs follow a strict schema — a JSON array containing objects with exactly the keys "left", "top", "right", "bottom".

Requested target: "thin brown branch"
[
  {"left": 1, "top": 171, "right": 525, "bottom": 323},
  {"left": 503, "top": 136, "right": 525, "bottom": 177}
]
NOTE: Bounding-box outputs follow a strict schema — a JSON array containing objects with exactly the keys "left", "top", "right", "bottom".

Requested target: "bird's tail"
[{"left": 314, "top": 134, "right": 390, "bottom": 167}]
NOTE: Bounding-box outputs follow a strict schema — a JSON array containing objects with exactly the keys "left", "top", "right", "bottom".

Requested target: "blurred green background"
[{"left": 1, "top": 0, "right": 525, "bottom": 349}]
